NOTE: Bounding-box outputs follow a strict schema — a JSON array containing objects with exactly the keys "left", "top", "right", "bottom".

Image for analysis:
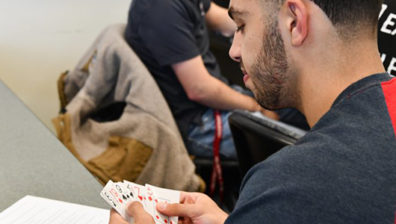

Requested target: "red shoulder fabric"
[{"left": 381, "top": 78, "right": 396, "bottom": 138}]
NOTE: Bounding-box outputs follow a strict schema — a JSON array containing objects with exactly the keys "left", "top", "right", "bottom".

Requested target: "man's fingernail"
[{"left": 157, "top": 202, "right": 167, "bottom": 210}]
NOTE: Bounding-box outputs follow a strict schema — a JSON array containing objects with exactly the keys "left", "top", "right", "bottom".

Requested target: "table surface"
[{"left": 0, "top": 80, "right": 108, "bottom": 211}]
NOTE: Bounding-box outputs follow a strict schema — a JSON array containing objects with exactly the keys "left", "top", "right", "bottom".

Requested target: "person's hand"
[
  {"left": 259, "top": 108, "right": 280, "bottom": 120},
  {"left": 252, "top": 101, "right": 279, "bottom": 120},
  {"left": 109, "top": 209, "right": 128, "bottom": 224},
  {"left": 156, "top": 192, "right": 228, "bottom": 224},
  {"left": 108, "top": 202, "right": 154, "bottom": 224},
  {"left": 249, "top": 98, "right": 279, "bottom": 120}
]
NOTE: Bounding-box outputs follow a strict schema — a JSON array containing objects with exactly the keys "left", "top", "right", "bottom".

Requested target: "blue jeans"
[
  {"left": 187, "top": 108, "right": 236, "bottom": 159},
  {"left": 186, "top": 85, "right": 251, "bottom": 160}
]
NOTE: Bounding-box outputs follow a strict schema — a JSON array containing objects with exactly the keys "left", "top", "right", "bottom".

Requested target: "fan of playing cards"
[{"left": 100, "top": 180, "right": 180, "bottom": 224}]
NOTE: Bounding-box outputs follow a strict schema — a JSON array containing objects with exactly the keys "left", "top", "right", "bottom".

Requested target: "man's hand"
[
  {"left": 109, "top": 202, "right": 154, "bottom": 224},
  {"left": 156, "top": 192, "right": 228, "bottom": 224},
  {"left": 251, "top": 100, "right": 280, "bottom": 120},
  {"left": 259, "top": 108, "right": 280, "bottom": 120}
]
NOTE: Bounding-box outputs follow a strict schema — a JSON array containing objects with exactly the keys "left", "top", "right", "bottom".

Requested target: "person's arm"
[
  {"left": 205, "top": 2, "right": 236, "bottom": 37},
  {"left": 172, "top": 55, "right": 261, "bottom": 112}
]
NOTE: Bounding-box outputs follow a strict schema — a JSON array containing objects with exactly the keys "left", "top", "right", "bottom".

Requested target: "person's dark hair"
[
  {"left": 312, "top": 0, "right": 383, "bottom": 34},
  {"left": 271, "top": 0, "right": 383, "bottom": 38}
]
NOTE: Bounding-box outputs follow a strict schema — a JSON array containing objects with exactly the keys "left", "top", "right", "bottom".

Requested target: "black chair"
[{"left": 229, "top": 109, "right": 307, "bottom": 177}]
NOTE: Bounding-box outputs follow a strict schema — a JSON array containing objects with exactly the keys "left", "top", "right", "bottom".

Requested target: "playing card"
[
  {"left": 123, "top": 181, "right": 147, "bottom": 206},
  {"left": 146, "top": 184, "right": 180, "bottom": 204},
  {"left": 144, "top": 184, "right": 157, "bottom": 221},
  {"left": 101, "top": 180, "right": 180, "bottom": 224},
  {"left": 114, "top": 181, "right": 135, "bottom": 203},
  {"left": 100, "top": 185, "right": 117, "bottom": 208},
  {"left": 146, "top": 184, "right": 180, "bottom": 224},
  {"left": 100, "top": 180, "right": 128, "bottom": 219},
  {"left": 123, "top": 181, "right": 136, "bottom": 199}
]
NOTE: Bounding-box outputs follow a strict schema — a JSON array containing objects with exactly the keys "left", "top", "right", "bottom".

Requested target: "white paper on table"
[{"left": 0, "top": 195, "right": 110, "bottom": 224}]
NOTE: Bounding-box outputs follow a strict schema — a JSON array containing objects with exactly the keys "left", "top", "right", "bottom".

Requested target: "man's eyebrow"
[{"left": 228, "top": 7, "right": 248, "bottom": 20}]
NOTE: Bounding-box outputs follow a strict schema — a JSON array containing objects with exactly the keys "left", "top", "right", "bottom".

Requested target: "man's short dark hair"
[
  {"left": 312, "top": 0, "right": 383, "bottom": 32},
  {"left": 271, "top": 0, "right": 383, "bottom": 38}
]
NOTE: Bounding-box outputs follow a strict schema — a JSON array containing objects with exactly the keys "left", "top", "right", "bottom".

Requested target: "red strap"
[
  {"left": 210, "top": 110, "right": 224, "bottom": 201},
  {"left": 381, "top": 78, "right": 396, "bottom": 138}
]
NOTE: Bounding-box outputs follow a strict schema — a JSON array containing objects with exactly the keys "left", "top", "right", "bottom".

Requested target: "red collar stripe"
[{"left": 381, "top": 78, "right": 396, "bottom": 138}]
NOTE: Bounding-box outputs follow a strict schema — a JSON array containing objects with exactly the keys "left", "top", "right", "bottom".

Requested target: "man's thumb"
[
  {"left": 127, "top": 201, "right": 154, "bottom": 224},
  {"left": 127, "top": 201, "right": 145, "bottom": 217}
]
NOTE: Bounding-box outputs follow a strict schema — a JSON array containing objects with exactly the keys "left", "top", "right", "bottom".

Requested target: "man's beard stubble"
[{"left": 249, "top": 20, "right": 290, "bottom": 110}]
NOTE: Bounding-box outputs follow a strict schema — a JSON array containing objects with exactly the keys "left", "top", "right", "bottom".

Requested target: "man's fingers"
[
  {"left": 157, "top": 202, "right": 196, "bottom": 217},
  {"left": 109, "top": 209, "right": 128, "bottom": 224},
  {"left": 110, "top": 209, "right": 118, "bottom": 216},
  {"left": 127, "top": 202, "right": 154, "bottom": 224},
  {"left": 179, "top": 191, "right": 189, "bottom": 203},
  {"left": 179, "top": 191, "right": 200, "bottom": 203}
]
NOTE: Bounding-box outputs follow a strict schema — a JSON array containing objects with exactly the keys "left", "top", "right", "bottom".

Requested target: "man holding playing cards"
[{"left": 110, "top": 0, "right": 396, "bottom": 223}]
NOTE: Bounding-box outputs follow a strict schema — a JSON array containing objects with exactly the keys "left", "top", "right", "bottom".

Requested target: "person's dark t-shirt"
[
  {"left": 226, "top": 74, "right": 396, "bottom": 223},
  {"left": 125, "top": 0, "right": 228, "bottom": 140}
]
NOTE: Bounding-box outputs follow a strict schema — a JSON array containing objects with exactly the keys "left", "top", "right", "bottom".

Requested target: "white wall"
[{"left": 0, "top": 0, "right": 131, "bottom": 131}]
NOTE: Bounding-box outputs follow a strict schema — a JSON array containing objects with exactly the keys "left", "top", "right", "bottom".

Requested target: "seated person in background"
[
  {"left": 124, "top": 0, "right": 280, "bottom": 159},
  {"left": 379, "top": 0, "right": 396, "bottom": 76},
  {"left": 112, "top": 0, "right": 396, "bottom": 223}
]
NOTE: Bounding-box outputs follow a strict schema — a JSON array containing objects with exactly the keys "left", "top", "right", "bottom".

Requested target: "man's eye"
[{"left": 236, "top": 25, "right": 245, "bottom": 32}]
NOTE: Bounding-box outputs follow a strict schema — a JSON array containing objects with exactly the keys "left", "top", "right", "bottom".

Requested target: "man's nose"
[{"left": 229, "top": 33, "right": 241, "bottom": 62}]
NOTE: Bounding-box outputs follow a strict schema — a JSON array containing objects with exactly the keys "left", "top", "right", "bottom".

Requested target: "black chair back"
[{"left": 229, "top": 110, "right": 307, "bottom": 177}]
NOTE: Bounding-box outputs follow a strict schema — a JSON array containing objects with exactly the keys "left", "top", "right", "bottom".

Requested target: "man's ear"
[{"left": 282, "top": 0, "right": 309, "bottom": 46}]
